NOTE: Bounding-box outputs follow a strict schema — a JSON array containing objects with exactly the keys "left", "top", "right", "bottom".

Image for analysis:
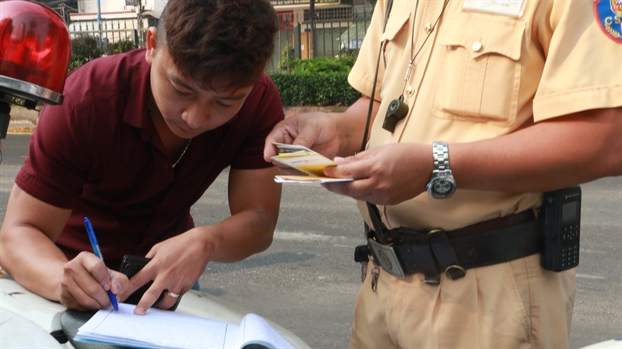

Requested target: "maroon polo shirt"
[{"left": 15, "top": 49, "right": 284, "bottom": 270}]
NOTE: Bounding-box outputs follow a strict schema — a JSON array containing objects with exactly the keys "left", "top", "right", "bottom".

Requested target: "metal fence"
[
  {"left": 68, "top": 19, "right": 146, "bottom": 52},
  {"left": 67, "top": 6, "right": 373, "bottom": 73},
  {"left": 268, "top": 6, "right": 372, "bottom": 72}
]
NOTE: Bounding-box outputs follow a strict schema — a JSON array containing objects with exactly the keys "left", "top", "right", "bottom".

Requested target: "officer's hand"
[
  {"left": 263, "top": 112, "right": 341, "bottom": 163},
  {"left": 58, "top": 251, "right": 127, "bottom": 311},
  {"left": 322, "top": 143, "right": 433, "bottom": 205}
]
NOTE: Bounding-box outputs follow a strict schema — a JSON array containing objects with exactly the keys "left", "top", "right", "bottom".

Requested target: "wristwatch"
[{"left": 426, "top": 141, "right": 457, "bottom": 199}]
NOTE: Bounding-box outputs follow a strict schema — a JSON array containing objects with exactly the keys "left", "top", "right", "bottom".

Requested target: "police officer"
[{"left": 264, "top": 0, "right": 622, "bottom": 347}]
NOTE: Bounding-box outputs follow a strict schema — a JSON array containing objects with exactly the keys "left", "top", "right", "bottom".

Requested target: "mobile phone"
[
  {"left": 120, "top": 255, "right": 151, "bottom": 278},
  {"left": 539, "top": 186, "right": 581, "bottom": 271},
  {"left": 119, "top": 255, "right": 154, "bottom": 305},
  {"left": 119, "top": 255, "right": 179, "bottom": 310}
]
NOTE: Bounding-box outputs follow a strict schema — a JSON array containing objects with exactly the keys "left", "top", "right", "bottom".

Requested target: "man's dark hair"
[{"left": 157, "top": 0, "right": 278, "bottom": 91}]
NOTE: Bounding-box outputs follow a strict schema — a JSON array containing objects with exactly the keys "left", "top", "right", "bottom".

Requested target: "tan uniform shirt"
[{"left": 349, "top": 0, "right": 622, "bottom": 231}]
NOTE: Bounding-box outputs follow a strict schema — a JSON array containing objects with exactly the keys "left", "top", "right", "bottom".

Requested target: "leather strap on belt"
[{"left": 365, "top": 202, "right": 541, "bottom": 284}]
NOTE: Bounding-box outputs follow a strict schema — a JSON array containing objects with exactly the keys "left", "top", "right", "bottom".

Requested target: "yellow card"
[{"left": 270, "top": 142, "right": 351, "bottom": 180}]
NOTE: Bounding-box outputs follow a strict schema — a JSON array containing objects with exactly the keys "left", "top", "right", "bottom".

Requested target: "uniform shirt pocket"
[{"left": 430, "top": 16, "right": 525, "bottom": 126}]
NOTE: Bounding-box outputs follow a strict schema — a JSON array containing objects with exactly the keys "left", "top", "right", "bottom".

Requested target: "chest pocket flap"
[
  {"left": 384, "top": 11, "right": 411, "bottom": 41},
  {"left": 431, "top": 14, "right": 525, "bottom": 125},
  {"left": 437, "top": 15, "right": 524, "bottom": 61}
]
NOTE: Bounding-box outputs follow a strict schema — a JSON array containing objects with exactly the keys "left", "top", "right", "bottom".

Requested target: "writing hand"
[{"left": 58, "top": 251, "right": 128, "bottom": 311}]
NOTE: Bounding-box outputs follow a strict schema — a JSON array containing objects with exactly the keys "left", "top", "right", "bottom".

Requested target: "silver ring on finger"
[{"left": 166, "top": 290, "right": 180, "bottom": 298}]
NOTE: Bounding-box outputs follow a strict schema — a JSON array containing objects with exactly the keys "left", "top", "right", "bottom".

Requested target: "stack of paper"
[
  {"left": 270, "top": 143, "right": 353, "bottom": 183},
  {"left": 73, "top": 303, "right": 297, "bottom": 349}
]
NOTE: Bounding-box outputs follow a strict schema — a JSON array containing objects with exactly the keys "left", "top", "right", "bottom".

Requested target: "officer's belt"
[{"left": 364, "top": 202, "right": 541, "bottom": 284}]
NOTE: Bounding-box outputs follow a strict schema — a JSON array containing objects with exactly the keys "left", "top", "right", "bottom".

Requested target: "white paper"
[
  {"left": 74, "top": 303, "right": 296, "bottom": 349},
  {"left": 274, "top": 175, "right": 354, "bottom": 184},
  {"left": 238, "top": 314, "right": 296, "bottom": 349}
]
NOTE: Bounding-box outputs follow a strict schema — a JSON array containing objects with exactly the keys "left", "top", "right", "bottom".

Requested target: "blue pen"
[{"left": 84, "top": 217, "right": 119, "bottom": 311}]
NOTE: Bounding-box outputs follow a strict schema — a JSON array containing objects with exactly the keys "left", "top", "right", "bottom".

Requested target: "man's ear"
[{"left": 145, "top": 27, "right": 158, "bottom": 64}]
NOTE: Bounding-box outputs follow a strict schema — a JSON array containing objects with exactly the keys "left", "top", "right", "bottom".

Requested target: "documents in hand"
[
  {"left": 271, "top": 142, "right": 353, "bottom": 183},
  {"left": 74, "top": 303, "right": 297, "bottom": 349}
]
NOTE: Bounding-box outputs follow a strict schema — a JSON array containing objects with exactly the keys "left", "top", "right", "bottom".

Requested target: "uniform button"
[
  {"left": 406, "top": 86, "right": 415, "bottom": 97},
  {"left": 424, "top": 23, "right": 433, "bottom": 34},
  {"left": 472, "top": 41, "right": 483, "bottom": 52}
]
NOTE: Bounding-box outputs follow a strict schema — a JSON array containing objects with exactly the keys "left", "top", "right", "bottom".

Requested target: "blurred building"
[{"left": 52, "top": 0, "right": 373, "bottom": 71}]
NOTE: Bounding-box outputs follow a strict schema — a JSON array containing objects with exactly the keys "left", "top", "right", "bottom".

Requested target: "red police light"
[{"left": 0, "top": 0, "right": 71, "bottom": 105}]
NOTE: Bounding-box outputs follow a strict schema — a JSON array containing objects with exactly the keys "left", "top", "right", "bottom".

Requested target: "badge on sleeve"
[{"left": 594, "top": 0, "right": 622, "bottom": 43}]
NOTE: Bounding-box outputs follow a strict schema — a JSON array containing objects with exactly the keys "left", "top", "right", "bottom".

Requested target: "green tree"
[
  {"left": 106, "top": 38, "right": 137, "bottom": 56},
  {"left": 288, "top": 56, "right": 356, "bottom": 75},
  {"left": 279, "top": 45, "right": 295, "bottom": 72},
  {"left": 70, "top": 36, "right": 101, "bottom": 71},
  {"left": 69, "top": 36, "right": 138, "bottom": 71}
]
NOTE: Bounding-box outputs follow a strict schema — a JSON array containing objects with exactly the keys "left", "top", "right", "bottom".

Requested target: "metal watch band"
[{"left": 432, "top": 141, "right": 450, "bottom": 172}]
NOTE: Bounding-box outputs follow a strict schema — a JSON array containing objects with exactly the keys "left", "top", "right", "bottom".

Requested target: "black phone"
[
  {"left": 119, "top": 254, "right": 180, "bottom": 310},
  {"left": 540, "top": 186, "right": 581, "bottom": 271},
  {"left": 120, "top": 255, "right": 154, "bottom": 305},
  {"left": 120, "top": 255, "right": 151, "bottom": 278}
]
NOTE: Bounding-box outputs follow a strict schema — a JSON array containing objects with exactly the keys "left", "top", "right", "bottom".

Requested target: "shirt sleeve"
[
  {"left": 229, "top": 74, "right": 284, "bottom": 170},
  {"left": 532, "top": 0, "right": 622, "bottom": 121},
  {"left": 15, "top": 99, "right": 91, "bottom": 209}
]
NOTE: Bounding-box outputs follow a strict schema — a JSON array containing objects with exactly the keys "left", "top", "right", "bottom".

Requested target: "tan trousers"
[{"left": 350, "top": 253, "right": 576, "bottom": 349}]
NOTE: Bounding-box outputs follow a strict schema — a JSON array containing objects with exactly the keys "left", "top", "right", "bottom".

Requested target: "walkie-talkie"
[{"left": 540, "top": 186, "right": 582, "bottom": 271}]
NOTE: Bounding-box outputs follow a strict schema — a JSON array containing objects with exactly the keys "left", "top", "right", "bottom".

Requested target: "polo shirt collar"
[{"left": 122, "top": 51, "right": 153, "bottom": 131}]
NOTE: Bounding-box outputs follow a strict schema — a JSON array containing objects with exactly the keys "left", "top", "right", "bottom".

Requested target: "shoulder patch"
[{"left": 594, "top": 0, "right": 622, "bottom": 43}]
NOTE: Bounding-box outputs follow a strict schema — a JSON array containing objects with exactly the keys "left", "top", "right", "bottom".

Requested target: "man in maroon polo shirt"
[{"left": 0, "top": 0, "right": 282, "bottom": 315}]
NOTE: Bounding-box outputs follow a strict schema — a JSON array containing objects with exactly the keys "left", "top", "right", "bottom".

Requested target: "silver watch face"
[{"left": 428, "top": 175, "right": 456, "bottom": 198}]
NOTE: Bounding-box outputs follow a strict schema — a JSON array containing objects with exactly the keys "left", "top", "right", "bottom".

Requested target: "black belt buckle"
[{"left": 368, "top": 238, "right": 406, "bottom": 279}]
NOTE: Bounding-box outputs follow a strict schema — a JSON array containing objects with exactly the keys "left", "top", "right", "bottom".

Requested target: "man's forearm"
[
  {"left": 452, "top": 107, "right": 622, "bottom": 193},
  {"left": 0, "top": 228, "right": 67, "bottom": 301},
  {"left": 198, "top": 209, "right": 276, "bottom": 263}
]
